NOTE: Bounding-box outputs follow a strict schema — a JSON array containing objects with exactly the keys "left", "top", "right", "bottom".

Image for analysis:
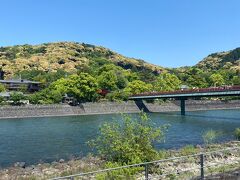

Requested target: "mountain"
[
  {"left": 196, "top": 47, "right": 240, "bottom": 71},
  {"left": 1, "top": 42, "right": 239, "bottom": 81},
  {"left": 0, "top": 42, "right": 165, "bottom": 79}
]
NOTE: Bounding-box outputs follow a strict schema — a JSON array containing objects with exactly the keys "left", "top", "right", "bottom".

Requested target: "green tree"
[
  {"left": 186, "top": 75, "right": 208, "bottom": 88},
  {"left": 97, "top": 64, "right": 129, "bottom": 90},
  {"left": 123, "top": 70, "right": 139, "bottom": 82},
  {"left": 51, "top": 73, "right": 98, "bottom": 102},
  {"left": 210, "top": 73, "right": 225, "bottom": 87},
  {"left": 234, "top": 128, "right": 240, "bottom": 140},
  {"left": 232, "top": 76, "right": 240, "bottom": 85},
  {"left": 9, "top": 92, "right": 26, "bottom": 105},
  {"left": 154, "top": 73, "right": 181, "bottom": 91},
  {"left": 28, "top": 89, "right": 63, "bottom": 104},
  {"left": 105, "top": 90, "right": 129, "bottom": 101},
  {"left": 124, "top": 80, "right": 152, "bottom": 95},
  {"left": 89, "top": 112, "right": 168, "bottom": 164},
  {"left": 116, "top": 72, "right": 128, "bottom": 89},
  {"left": 98, "top": 71, "right": 118, "bottom": 91},
  {"left": 97, "top": 64, "right": 123, "bottom": 75},
  {"left": 28, "top": 92, "right": 45, "bottom": 104},
  {"left": 0, "top": 96, "right": 4, "bottom": 104},
  {"left": 0, "top": 84, "right": 5, "bottom": 92},
  {"left": 29, "top": 73, "right": 98, "bottom": 104}
]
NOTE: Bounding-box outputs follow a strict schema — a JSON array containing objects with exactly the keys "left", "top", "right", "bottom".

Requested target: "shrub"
[
  {"left": 105, "top": 90, "right": 129, "bottom": 101},
  {"left": 0, "top": 84, "right": 5, "bottom": 92},
  {"left": 234, "top": 128, "right": 240, "bottom": 140},
  {"left": 89, "top": 112, "right": 169, "bottom": 165},
  {"left": 9, "top": 92, "right": 26, "bottom": 105},
  {"left": 180, "top": 145, "right": 198, "bottom": 156},
  {"left": 0, "top": 96, "right": 4, "bottom": 104},
  {"left": 202, "top": 130, "right": 220, "bottom": 145}
]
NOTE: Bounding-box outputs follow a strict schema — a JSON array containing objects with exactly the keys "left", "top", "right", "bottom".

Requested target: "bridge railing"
[
  {"left": 131, "top": 85, "right": 240, "bottom": 97},
  {"left": 50, "top": 146, "right": 240, "bottom": 180}
]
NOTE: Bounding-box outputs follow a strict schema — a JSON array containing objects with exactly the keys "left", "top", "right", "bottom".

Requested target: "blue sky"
[{"left": 0, "top": 0, "right": 240, "bottom": 67}]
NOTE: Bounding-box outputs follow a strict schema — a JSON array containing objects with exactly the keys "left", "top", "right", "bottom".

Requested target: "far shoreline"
[
  {"left": 0, "top": 106, "right": 240, "bottom": 120},
  {"left": 0, "top": 100, "right": 239, "bottom": 120}
]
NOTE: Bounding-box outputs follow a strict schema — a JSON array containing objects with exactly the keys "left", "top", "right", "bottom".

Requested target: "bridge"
[{"left": 129, "top": 86, "right": 240, "bottom": 115}]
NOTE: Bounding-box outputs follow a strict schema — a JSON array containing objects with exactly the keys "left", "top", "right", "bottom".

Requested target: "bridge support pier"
[
  {"left": 134, "top": 100, "right": 150, "bottom": 112},
  {"left": 180, "top": 98, "right": 186, "bottom": 116}
]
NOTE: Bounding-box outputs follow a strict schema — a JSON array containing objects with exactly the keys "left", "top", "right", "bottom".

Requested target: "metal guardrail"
[
  {"left": 130, "top": 85, "right": 240, "bottom": 98},
  {"left": 50, "top": 147, "right": 240, "bottom": 180}
]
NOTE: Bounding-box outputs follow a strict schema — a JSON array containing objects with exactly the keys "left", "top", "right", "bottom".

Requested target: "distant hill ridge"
[
  {"left": 0, "top": 42, "right": 240, "bottom": 79},
  {"left": 0, "top": 42, "right": 164, "bottom": 78},
  {"left": 196, "top": 47, "right": 240, "bottom": 71}
]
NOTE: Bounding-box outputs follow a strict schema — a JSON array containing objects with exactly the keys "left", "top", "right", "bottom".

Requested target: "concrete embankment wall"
[
  {"left": 0, "top": 105, "right": 85, "bottom": 119},
  {"left": 0, "top": 100, "right": 239, "bottom": 119},
  {"left": 129, "top": 100, "right": 240, "bottom": 112},
  {"left": 184, "top": 100, "right": 240, "bottom": 111}
]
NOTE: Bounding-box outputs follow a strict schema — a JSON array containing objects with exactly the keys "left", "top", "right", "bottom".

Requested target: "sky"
[{"left": 0, "top": 0, "right": 240, "bottom": 68}]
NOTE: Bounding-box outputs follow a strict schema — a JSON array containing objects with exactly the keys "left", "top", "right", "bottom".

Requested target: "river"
[{"left": 0, "top": 109, "right": 240, "bottom": 168}]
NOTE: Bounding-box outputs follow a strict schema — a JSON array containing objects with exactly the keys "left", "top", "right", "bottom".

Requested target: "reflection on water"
[{"left": 0, "top": 109, "right": 239, "bottom": 168}]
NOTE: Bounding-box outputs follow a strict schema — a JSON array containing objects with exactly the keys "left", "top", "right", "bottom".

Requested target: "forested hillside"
[
  {"left": 171, "top": 48, "right": 240, "bottom": 88},
  {"left": 0, "top": 42, "right": 239, "bottom": 104},
  {"left": 0, "top": 42, "right": 164, "bottom": 79},
  {"left": 196, "top": 48, "right": 240, "bottom": 71}
]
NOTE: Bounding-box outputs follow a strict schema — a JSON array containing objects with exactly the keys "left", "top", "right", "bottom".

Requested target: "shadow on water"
[
  {"left": 183, "top": 114, "right": 240, "bottom": 121},
  {"left": 149, "top": 111, "right": 240, "bottom": 121}
]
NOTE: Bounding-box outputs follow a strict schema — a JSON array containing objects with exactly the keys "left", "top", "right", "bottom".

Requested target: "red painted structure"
[{"left": 131, "top": 86, "right": 240, "bottom": 97}]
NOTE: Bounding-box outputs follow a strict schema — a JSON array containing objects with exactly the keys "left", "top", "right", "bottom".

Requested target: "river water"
[{"left": 0, "top": 109, "right": 240, "bottom": 168}]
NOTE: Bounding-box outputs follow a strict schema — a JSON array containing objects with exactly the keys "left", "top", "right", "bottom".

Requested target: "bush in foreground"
[
  {"left": 89, "top": 112, "right": 169, "bottom": 179},
  {"left": 89, "top": 112, "right": 169, "bottom": 165},
  {"left": 234, "top": 128, "right": 240, "bottom": 140}
]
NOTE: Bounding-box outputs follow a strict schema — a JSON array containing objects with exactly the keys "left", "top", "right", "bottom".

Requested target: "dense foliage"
[
  {"left": 0, "top": 42, "right": 239, "bottom": 104},
  {"left": 0, "top": 42, "right": 164, "bottom": 79},
  {"left": 9, "top": 92, "right": 26, "bottom": 105},
  {"left": 89, "top": 112, "right": 168, "bottom": 164},
  {"left": 0, "top": 84, "right": 5, "bottom": 92},
  {"left": 234, "top": 128, "right": 240, "bottom": 140}
]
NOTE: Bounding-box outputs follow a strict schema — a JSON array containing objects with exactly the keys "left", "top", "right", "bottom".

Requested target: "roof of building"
[{"left": 0, "top": 79, "right": 41, "bottom": 84}]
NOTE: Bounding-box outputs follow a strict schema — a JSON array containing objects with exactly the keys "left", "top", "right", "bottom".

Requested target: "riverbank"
[
  {"left": 1, "top": 141, "right": 240, "bottom": 180},
  {"left": 0, "top": 100, "right": 239, "bottom": 119}
]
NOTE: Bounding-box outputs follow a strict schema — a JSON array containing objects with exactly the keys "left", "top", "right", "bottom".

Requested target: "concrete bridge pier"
[
  {"left": 180, "top": 98, "right": 187, "bottom": 115},
  {"left": 134, "top": 99, "right": 150, "bottom": 112}
]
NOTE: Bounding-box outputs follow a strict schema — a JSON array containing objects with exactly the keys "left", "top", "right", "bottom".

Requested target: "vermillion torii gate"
[{"left": 128, "top": 86, "right": 240, "bottom": 115}]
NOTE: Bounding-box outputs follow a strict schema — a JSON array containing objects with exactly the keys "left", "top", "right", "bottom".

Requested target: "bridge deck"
[{"left": 129, "top": 86, "right": 240, "bottom": 100}]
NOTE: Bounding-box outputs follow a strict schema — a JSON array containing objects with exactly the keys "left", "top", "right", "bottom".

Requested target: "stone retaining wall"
[
  {"left": 0, "top": 105, "right": 84, "bottom": 119},
  {"left": 0, "top": 100, "right": 239, "bottom": 119}
]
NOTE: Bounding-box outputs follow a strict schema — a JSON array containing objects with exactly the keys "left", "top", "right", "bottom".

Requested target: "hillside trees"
[
  {"left": 154, "top": 73, "right": 181, "bottom": 91},
  {"left": 210, "top": 73, "right": 225, "bottom": 87},
  {"left": 0, "top": 42, "right": 163, "bottom": 79},
  {"left": 98, "top": 71, "right": 118, "bottom": 91},
  {"left": 29, "top": 89, "right": 62, "bottom": 104},
  {"left": 9, "top": 92, "right": 26, "bottom": 105},
  {"left": 29, "top": 73, "right": 98, "bottom": 104},
  {"left": 232, "top": 76, "right": 240, "bottom": 85},
  {"left": 124, "top": 80, "right": 153, "bottom": 95},
  {"left": 0, "top": 84, "right": 5, "bottom": 92},
  {"left": 97, "top": 64, "right": 129, "bottom": 91},
  {"left": 50, "top": 73, "right": 98, "bottom": 102}
]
